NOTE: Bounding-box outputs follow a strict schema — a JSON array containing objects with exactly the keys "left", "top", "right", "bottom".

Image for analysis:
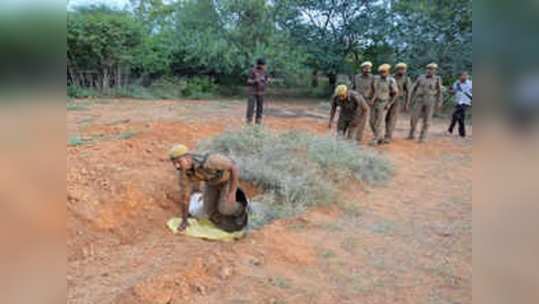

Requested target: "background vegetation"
[
  {"left": 67, "top": 0, "right": 472, "bottom": 99},
  {"left": 199, "top": 127, "right": 393, "bottom": 227}
]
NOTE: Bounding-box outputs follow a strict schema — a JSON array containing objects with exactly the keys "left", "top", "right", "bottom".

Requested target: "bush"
[
  {"left": 199, "top": 126, "right": 392, "bottom": 227},
  {"left": 67, "top": 85, "right": 98, "bottom": 98},
  {"left": 180, "top": 76, "right": 217, "bottom": 99}
]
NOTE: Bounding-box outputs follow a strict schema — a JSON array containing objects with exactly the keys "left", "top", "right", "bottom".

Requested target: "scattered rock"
[
  {"left": 249, "top": 257, "right": 261, "bottom": 266},
  {"left": 194, "top": 283, "right": 206, "bottom": 295},
  {"left": 218, "top": 266, "right": 232, "bottom": 280}
]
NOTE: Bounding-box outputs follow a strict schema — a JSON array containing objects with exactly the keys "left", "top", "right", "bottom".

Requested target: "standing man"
[
  {"left": 328, "top": 84, "right": 369, "bottom": 142},
  {"left": 384, "top": 62, "right": 412, "bottom": 143},
  {"left": 447, "top": 71, "right": 472, "bottom": 137},
  {"left": 169, "top": 144, "right": 243, "bottom": 231},
  {"left": 353, "top": 61, "right": 375, "bottom": 134},
  {"left": 408, "top": 63, "right": 443, "bottom": 143},
  {"left": 369, "top": 64, "right": 398, "bottom": 145},
  {"left": 246, "top": 58, "right": 269, "bottom": 124}
]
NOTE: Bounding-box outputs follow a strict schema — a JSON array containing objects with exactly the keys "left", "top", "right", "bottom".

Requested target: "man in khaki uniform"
[
  {"left": 169, "top": 144, "right": 242, "bottom": 231},
  {"left": 369, "top": 64, "right": 398, "bottom": 145},
  {"left": 383, "top": 62, "right": 412, "bottom": 143},
  {"left": 408, "top": 63, "right": 443, "bottom": 143},
  {"left": 328, "top": 84, "right": 370, "bottom": 143},
  {"left": 353, "top": 62, "right": 375, "bottom": 102}
]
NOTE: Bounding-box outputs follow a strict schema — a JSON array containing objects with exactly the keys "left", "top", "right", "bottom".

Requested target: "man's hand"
[
  {"left": 179, "top": 219, "right": 189, "bottom": 231},
  {"left": 437, "top": 103, "right": 443, "bottom": 111}
]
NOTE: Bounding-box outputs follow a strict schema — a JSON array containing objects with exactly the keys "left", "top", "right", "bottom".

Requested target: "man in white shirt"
[{"left": 448, "top": 71, "right": 472, "bottom": 137}]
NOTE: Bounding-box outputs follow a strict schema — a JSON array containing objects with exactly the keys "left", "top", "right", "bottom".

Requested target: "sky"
[{"left": 68, "top": 0, "right": 131, "bottom": 10}]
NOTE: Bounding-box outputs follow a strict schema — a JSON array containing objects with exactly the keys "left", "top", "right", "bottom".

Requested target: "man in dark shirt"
[
  {"left": 329, "top": 84, "right": 370, "bottom": 142},
  {"left": 246, "top": 58, "right": 269, "bottom": 124}
]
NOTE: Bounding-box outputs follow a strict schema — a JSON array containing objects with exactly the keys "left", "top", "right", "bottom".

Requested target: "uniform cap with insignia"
[
  {"left": 378, "top": 64, "right": 391, "bottom": 72},
  {"left": 426, "top": 63, "right": 438, "bottom": 69},
  {"left": 360, "top": 61, "right": 373, "bottom": 68},
  {"left": 169, "top": 144, "right": 189, "bottom": 160},
  {"left": 395, "top": 62, "right": 408, "bottom": 69},
  {"left": 335, "top": 84, "right": 348, "bottom": 97}
]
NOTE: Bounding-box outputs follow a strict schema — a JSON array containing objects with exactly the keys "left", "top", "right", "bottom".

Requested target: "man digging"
[{"left": 169, "top": 144, "right": 244, "bottom": 231}]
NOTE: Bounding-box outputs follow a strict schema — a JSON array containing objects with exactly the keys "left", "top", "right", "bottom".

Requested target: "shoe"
[
  {"left": 369, "top": 139, "right": 379, "bottom": 146},
  {"left": 382, "top": 138, "right": 391, "bottom": 144},
  {"left": 407, "top": 135, "right": 415, "bottom": 140}
]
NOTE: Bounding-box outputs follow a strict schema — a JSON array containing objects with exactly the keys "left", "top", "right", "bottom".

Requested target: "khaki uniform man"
[
  {"left": 384, "top": 62, "right": 412, "bottom": 143},
  {"left": 353, "top": 61, "right": 375, "bottom": 134},
  {"left": 369, "top": 64, "right": 398, "bottom": 145},
  {"left": 408, "top": 63, "right": 443, "bottom": 142},
  {"left": 169, "top": 144, "right": 243, "bottom": 231},
  {"left": 329, "top": 85, "right": 369, "bottom": 142}
]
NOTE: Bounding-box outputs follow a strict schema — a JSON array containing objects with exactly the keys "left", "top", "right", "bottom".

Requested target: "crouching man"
[
  {"left": 328, "top": 84, "right": 369, "bottom": 143},
  {"left": 169, "top": 144, "right": 242, "bottom": 231}
]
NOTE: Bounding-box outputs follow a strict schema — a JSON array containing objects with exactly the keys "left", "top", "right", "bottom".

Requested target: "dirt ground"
[{"left": 67, "top": 97, "right": 471, "bottom": 304}]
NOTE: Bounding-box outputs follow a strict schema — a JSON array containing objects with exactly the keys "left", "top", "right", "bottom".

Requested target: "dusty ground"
[{"left": 67, "top": 97, "right": 471, "bottom": 304}]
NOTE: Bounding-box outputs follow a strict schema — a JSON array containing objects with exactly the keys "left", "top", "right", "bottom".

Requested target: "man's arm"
[
  {"left": 387, "top": 79, "right": 399, "bottom": 109},
  {"left": 436, "top": 76, "right": 444, "bottom": 109},
  {"left": 369, "top": 78, "right": 377, "bottom": 105},
  {"left": 405, "top": 77, "right": 412, "bottom": 110},
  {"left": 449, "top": 81, "right": 457, "bottom": 95},
  {"left": 410, "top": 78, "right": 420, "bottom": 104},
  {"left": 246, "top": 69, "right": 257, "bottom": 85},
  {"left": 329, "top": 97, "right": 338, "bottom": 128},
  {"left": 178, "top": 173, "right": 192, "bottom": 230},
  {"left": 227, "top": 162, "right": 240, "bottom": 204}
]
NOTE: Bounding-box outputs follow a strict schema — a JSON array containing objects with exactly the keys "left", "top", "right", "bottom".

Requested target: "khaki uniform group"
[
  {"left": 169, "top": 60, "right": 448, "bottom": 234},
  {"left": 330, "top": 61, "right": 443, "bottom": 145}
]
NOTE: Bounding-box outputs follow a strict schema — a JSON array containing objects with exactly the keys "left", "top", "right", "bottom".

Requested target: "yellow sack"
[{"left": 166, "top": 218, "right": 246, "bottom": 242}]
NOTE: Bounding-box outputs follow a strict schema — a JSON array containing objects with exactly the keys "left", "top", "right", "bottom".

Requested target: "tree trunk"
[
  {"left": 116, "top": 65, "right": 122, "bottom": 89},
  {"left": 102, "top": 68, "right": 109, "bottom": 92},
  {"left": 311, "top": 70, "right": 319, "bottom": 88},
  {"left": 328, "top": 72, "right": 337, "bottom": 93}
]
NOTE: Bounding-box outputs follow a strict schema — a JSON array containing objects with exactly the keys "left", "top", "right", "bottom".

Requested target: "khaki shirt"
[
  {"left": 330, "top": 90, "right": 369, "bottom": 122},
  {"left": 373, "top": 76, "right": 398, "bottom": 101},
  {"left": 353, "top": 73, "right": 375, "bottom": 99},
  {"left": 413, "top": 75, "right": 442, "bottom": 98},
  {"left": 394, "top": 73, "right": 412, "bottom": 99},
  {"left": 178, "top": 153, "right": 234, "bottom": 204}
]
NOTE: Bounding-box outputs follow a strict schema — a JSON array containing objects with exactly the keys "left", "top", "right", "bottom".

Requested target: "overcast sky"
[{"left": 68, "top": 0, "right": 131, "bottom": 10}]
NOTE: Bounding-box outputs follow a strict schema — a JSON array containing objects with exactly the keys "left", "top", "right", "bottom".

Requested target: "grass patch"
[
  {"left": 268, "top": 276, "right": 292, "bottom": 289},
  {"left": 199, "top": 126, "right": 392, "bottom": 228},
  {"left": 66, "top": 102, "right": 89, "bottom": 111},
  {"left": 321, "top": 249, "right": 337, "bottom": 259},
  {"left": 68, "top": 135, "right": 88, "bottom": 146}
]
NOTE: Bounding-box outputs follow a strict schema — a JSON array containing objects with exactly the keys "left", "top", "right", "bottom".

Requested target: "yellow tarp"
[{"left": 166, "top": 217, "right": 246, "bottom": 241}]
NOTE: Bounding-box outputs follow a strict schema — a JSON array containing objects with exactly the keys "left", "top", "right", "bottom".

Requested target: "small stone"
[
  {"left": 218, "top": 267, "right": 232, "bottom": 280},
  {"left": 194, "top": 283, "right": 206, "bottom": 295}
]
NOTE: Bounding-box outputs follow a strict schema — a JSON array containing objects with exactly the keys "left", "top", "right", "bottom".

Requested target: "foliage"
[
  {"left": 199, "top": 127, "right": 392, "bottom": 227},
  {"left": 68, "top": 0, "right": 472, "bottom": 94},
  {"left": 181, "top": 77, "right": 218, "bottom": 99}
]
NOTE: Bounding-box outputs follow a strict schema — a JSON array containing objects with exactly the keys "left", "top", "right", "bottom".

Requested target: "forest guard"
[
  {"left": 353, "top": 61, "right": 375, "bottom": 106},
  {"left": 169, "top": 144, "right": 244, "bottom": 231},
  {"left": 369, "top": 64, "right": 398, "bottom": 145},
  {"left": 409, "top": 63, "right": 444, "bottom": 143},
  {"left": 383, "top": 62, "right": 412, "bottom": 143},
  {"left": 328, "top": 85, "right": 369, "bottom": 142}
]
